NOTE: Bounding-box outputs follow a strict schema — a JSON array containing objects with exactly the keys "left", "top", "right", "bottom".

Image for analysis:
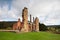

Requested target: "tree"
[{"left": 39, "top": 23, "right": 47, "bottom": 31}]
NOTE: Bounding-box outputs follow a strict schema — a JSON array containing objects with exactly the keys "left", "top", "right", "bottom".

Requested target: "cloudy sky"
[{"left": 0, "top": 0, "right": 60, "bottom": 25}]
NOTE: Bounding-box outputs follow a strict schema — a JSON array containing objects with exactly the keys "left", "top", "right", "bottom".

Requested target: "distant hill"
[
  {"left": 0, "top": 21, "right": 17, "bottom": 29},
  {"left": 0, "top": 21, "right": 60, "bottom": 30},
  {"left": 46, "top": 25, "right": 60, "bottom": 27}
]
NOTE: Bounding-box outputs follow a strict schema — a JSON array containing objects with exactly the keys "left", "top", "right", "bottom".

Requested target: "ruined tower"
[
  {"left": 22, "top": 7, "right": 28, "bottom": 32},
  {"left": 35, "top": 17, "right": 39, "bottom": 32}
]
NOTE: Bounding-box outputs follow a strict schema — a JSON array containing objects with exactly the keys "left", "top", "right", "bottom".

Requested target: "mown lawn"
[{"left": 0, "top": 31, "right": 60, "bottom": 40}]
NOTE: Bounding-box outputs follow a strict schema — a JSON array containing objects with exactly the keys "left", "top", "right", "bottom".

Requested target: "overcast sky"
[{"left": 0, "top": 0, "right": 60, "bottom": 25}]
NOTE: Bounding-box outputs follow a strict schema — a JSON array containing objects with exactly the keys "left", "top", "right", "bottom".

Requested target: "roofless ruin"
[{"left": 13, "top": 7, "right": 39, "bottom": 32}]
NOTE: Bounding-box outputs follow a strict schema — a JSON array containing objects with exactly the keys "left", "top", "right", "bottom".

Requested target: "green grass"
[{"left": 0, "top": 31, "right": 60, "bottom": 40}]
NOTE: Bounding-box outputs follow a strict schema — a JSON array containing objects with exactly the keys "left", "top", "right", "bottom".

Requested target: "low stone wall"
[{"left": 0, "top": 30, "right": 19, "bottom": 33}]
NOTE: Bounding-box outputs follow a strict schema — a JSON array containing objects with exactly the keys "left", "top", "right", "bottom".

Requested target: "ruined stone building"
[{"left": 13, "top": 7, "right": 39, "bottom": 32}]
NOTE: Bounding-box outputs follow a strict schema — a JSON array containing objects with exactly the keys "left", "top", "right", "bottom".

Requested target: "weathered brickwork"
[{"left": 13, "top": 7, "right": 39, "bottom": 32}]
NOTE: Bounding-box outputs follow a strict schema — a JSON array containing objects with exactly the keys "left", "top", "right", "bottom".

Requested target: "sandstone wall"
[
  {"left": 35, "top": 17, "right": 39, "bottom": 32},
  {"left": 22, "top": 7, "right": 28, "bottom": 32}
]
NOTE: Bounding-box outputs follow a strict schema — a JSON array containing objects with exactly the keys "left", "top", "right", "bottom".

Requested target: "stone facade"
[
  {"left": 13, "top": 18, "right": 21, "bottom": 30},
  {"left": 35, "top": 17, "right": 39, "bottom": 32},
  {"left": 13, "top": 7, "right": 39, "bottom": 32}
]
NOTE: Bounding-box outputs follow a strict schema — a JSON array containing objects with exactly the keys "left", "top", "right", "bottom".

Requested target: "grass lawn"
[{"left": 0, "top": 31, "right": 60, "bottom": 40}]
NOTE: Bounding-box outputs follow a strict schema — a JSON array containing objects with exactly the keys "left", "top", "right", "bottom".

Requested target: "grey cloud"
[
  {"left": 7, "top": 0, "right": 60, "bottom": 25},
  {"left": 0, "top": 0, "right": 60, "bottom": 25}
]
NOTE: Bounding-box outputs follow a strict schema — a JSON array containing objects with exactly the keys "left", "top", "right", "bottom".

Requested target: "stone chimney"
[
  {"left": 18, "top": 18, "right": 20, "bottom": 22},
  {"left": 30, "top": 14, "right": 32, "bottom": 22},
  {"left": 33, "top": 17, "right": 34, "bottom": 23}
]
